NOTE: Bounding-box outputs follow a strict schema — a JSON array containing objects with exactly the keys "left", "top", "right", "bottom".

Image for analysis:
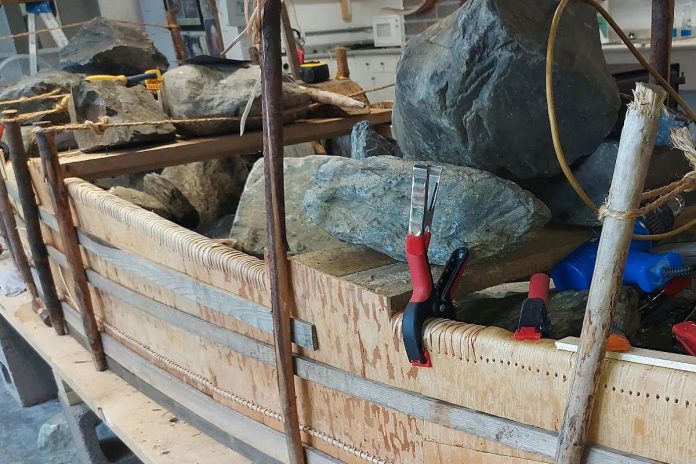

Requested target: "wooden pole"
[
  {"left": 555, "top": 83, "right": 667, "bottom": 464},
  {"left": 35, "top": 123, "right": 107, "bottom": 371},
  {"left": 165, "top": 0, "right": 187, "bottom": 61},
  {"left": 281, "top": 1, "right": 301, "bottom": 80},
  {"left": 335, "top": 46, "right": 350, "bottom": 80},
  {"left": 3, "top": 110, "right": 65, "bottom": 335},
  {"left": 260, "top": 2, "right": 306, "bottom": 464},
  {"left": 0, "top": 166, "right": 39, "bottom": 302},
  {"left": 650, "top": 0, "right": 675, "bottom": 92}
]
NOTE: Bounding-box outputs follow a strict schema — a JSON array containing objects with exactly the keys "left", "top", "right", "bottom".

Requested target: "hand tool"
[
  {"left": 299, "top": 61, "right": 330, "bottom": 84},
  {"left": 514, "top": 273, "right": 552, "bottom": 341},
  {"left": 673, "top": 321, "right": 696, "bottom": 355},
  {"left": 607, "top": 326, "right": 631, "bottom": 352},
  {"left": 402, "top": 164, "right": 469, "bottom": 367},
  {"left": 85, "top": 69, "right": 163, "bottom": 91}
]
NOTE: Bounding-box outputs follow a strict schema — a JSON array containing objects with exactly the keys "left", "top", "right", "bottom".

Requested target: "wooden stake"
[
  {"left": 3, "top": 110, "right": 65, "bottom": 335},
  {"left": 260, "top": 3, "right": 306, "bottom": 464},
  {"left": 0, "top": 166, "right": 39, "bottom": 302},
  {"left": 335, "top": 46, "right": 350, "bottom": 80},
  {"left": 650, "top": 0, "right": 675, "bottom": 96},
  {"left": 555, "top": 83, "right": 667, "bottom": 464},
  {"left": 281, "top": 1, "right": 301, "bottom": 80},
  {"left": 165, "top": 0, "right": 187, "bottom": 61},
  {"left": 35, "top": 123, "right": 106, "bottom": 371}
]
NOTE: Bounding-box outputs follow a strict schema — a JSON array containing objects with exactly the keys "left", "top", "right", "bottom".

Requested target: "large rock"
[
  {"left": 304, "top": 156, "right": 550, "bottom": 264},
  {"left": 69, "top": 80, "right": 176, "bottom": 152},
  {"left": 393, "top": 0, "right": 620, "bottom": 179},
  {"left": 161, "top": 158, "right": 249, "bottom": 228},
  {"left": 0, "top": 71, "right": 80, "bottom": 124},
  {"left": 350, "top": 121, "right": 400, "bottom": 160},
  {"left": 60, "top": 18, "right": 169, "bottom": 76},
  {"left": 109, "top": 187, "right": 174, "bottom": 222},
  {"left": 534, "top": 142, "right": 691, "bottom": 225},
  {"left": 142, "top": 173, "right": 199, "bottom": 229},
  {"left": 229, "top": 156, "right": 342, "bottom": 257},
  {"left": 161, "top": 64, "right": 312, "bottom": 136}
]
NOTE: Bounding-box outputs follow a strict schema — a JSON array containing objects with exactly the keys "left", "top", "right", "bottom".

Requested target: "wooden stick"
[
  {"left": 165, "top": 0, "right": 187, "bottom": 61},
  {"left": 260, "top": 3, "right": 306, "bottom": 464},
  {"left": 0, "top": 166, "right": 39, "bottom": 302},
  {"left": 555, "top": 83, "right": 667, "bottom": 464},
  {"left": 335, "top": 46, "right": 349, "bottom": 80},
  {"left": 35, "top": 123, "right": 106, "bottom": 371},
  {"left": 280, "top": 1, "right": 301, "bottom": 80},
  {"left": 650, "top": 0, "right": 675, "bottom": 99},
  {"left": 3, "top": 110, "right": 65, "bottom": 335}
]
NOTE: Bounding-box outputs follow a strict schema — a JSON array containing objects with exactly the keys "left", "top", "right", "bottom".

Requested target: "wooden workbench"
[{"left": 0, "top": 291, "right": 251, "bottom": 464}]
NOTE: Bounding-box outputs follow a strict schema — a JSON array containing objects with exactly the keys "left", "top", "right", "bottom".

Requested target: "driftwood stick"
[
  {"left": 260, "top": 2, "right": 306, "bottom": 464},
  {"left": 650, "top": 0, "right": 675, "bottom": 89},
  {"left": 35, "top": 122, "right": 106, "bottom": 371},
  {"left": 555, "top": 83, "right": 667, "bottom": 464},
  {"left": 165, "top": 0, "right": 187, "bottom": 61},
  {"left": 280, "top": 1, "right": 301, "bottom": 80},
  {"left": 335, "top": 46, "right": 350, "bottom": 80},
  {"left": 0, "top": 167, "right": 39, "bottom": 301},
  {"left": 3, "top": 110, "right": 65, "bottom": 335}
]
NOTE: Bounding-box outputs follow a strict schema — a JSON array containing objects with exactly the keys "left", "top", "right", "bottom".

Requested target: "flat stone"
[
  {"left": 108, "top": 187, "right": 173, "bottom": 222},
  {"left": 161, "top": 157, "right": 249, "bottom": 228},
  {"left": 60, "top": 18, "right": 169, "bottom": 76},
  {"left": 392, "top": 0, "right": 619, "bottom": 179},
  {"left": 0, "top": 71, "right": 80, "bottom": 124},
  {"left": 69, "top": 80, "right": 176, "bottom": 152},
  {"left": 229, "top": 156, "right": 342, "bottom": 257},
  {"left": 304, "top": 156, "right": 550, "bottom": 265},
  {"left": 351, "top": 121, "right": 400, "bottom": 160},
  {"left": 161, "top": 64, "right": 312, "bottom": 136}
]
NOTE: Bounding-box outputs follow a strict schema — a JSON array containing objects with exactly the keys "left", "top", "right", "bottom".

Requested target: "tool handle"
[
  {"left": 126, "top": 72, "right": 159, "bottom": 85},
  {"left": 673, "top": 321, "right": 696, "bottom": 356},
  {"left": 436, "top": 247, "right": 469, "bottom": 301},
  {"left": 528, "top": 273, "right": 550, "bottom": 305},
  {"left": 406, "top": 233, "right": 433, "bottom": 303}
]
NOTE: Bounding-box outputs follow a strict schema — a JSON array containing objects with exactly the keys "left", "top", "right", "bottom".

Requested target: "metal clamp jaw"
[{"left": 402, "top": 165, "right": 469, "bottom": 367}]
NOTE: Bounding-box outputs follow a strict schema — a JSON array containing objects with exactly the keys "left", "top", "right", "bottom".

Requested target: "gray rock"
[
  {"left": 161, "top": 157, "right": 249, "bottom": 228},
  {"left": 69, "top": 80, "right": 176, "bottom": 152},
  {"left": 142, "top": 173, "right": 199, "bottom": 229},
  {"left": 304, "top": 156, "right": 550, "bottom": 265},
  {"left": 108, "top": 187, "right": 173, "bottom": 222},
  {"left": 60, "top": 18, "right": 169, "bottom": 76},
  {"left": 393, "top": 0, "right": 619, "bottom": 179},
  {"left": 0, "top": 71, "right": 80, "bottom": 124},
  {"left": 533, "top": 142, "right": 691, "bottom": 225},
  {"left": 38, "top": 412, "right": 78, "bottom": 464},
  {"left": 350, "top": 121, "right": 399, "bottom": 160},
  {"left": 455, "top": 286, "right": 640, "bottom": 339},
  {"left": 229, "top": 156, "right": 342, "bottom": 257},
  {"left": 161, "top": 64, "right": 312, "bottom": 136}
]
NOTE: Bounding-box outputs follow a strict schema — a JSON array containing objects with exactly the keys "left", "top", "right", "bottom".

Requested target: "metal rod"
[
  {"left": 3, "top": 110, "right": 65, "bottom": 335},
  {"left": 35, "top": 123, "right": 106, "bottom": 371},
  {"left": 650, "top": 0, "right": 675, "bottom": 93},
  {"left": 260, "top": 2, "right": 306, "bottom": 463}
]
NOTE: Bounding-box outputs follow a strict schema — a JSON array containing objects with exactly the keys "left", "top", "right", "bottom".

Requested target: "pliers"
[{"left": 402, "top": 164, "right": 469, "bottom": 367}]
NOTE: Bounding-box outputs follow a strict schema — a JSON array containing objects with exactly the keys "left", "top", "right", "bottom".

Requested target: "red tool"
[
  {"left": 514, "top": 273, "right": 552, "bottom": 341},
  {"left": 402, "top": 165, "right": 469, "bottom": 367},
  {"left": 673, "top": 321, "right": 696, "bottom": 356}
]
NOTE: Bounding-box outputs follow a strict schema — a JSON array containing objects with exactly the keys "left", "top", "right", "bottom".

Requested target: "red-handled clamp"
[
  {"left": 514, "top": 273, "right": 552, "bottom": 341},
  {"left": 673, "top": 321, "right": 696, "bottom": 356},
  {"left": 402, "top": 165, "right": 469, "bottom": 367}
]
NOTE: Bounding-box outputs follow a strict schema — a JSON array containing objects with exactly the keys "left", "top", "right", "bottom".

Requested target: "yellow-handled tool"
[{"left": 85, "top": 69, "right": 163, "bottom": 91}]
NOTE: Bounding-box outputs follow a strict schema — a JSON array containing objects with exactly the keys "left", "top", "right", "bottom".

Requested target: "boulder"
[
  {"left": 142, "top": 173, "right": 199, "bottom": 229},
  {"left": 69, "top": 80, "right": 176, "bottom": 152},
  {"left": 304, "top": 156, "right": 550, "bottom": 265},
  {"left": 393, "top": 0, "right": 619, "bottom": 179},
  {"left": 161, "top": 64, "right": 312, "bottom": 136},
  {"left": 161, "top": 157, "right": 249, "bottom": 228},
  {"left": 60, "top": 18, "right": 169, "bottom": 76},
  {"left": 108, "top": 187, "right": 173, "bottom": 222},
  {"left": 229, "top": 156, "right": 342, "bottom": 257},
  {"left": 533, "top": 142, "right": 691, "bottom": 225},
  {"left": 0, "top": 71, "right": 80, "bottom": 124},
  {"left": 350, "top": 121, "right": 400, "bottom": 160}
]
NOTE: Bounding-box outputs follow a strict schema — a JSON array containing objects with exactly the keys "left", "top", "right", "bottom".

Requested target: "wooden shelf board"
[{"left": 58, "top": 109, "right": 392, "bottom": 180}]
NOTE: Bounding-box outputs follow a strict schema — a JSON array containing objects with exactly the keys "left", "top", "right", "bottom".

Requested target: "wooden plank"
[
  {"left": 59, "top": 110, "right": 392, "bottom": 180},
  {"left": 556, "top": 337, "right": 696, "bottom": 374},
  {"left": 290, "top": 244, "right": 395, "bottom": 278},
  {"left": 0, "top": 293, "right": 254, "bottom": 464}
]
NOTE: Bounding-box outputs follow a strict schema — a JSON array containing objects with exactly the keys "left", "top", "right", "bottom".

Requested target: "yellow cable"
[{"left": 547, "top": 0, "right": 696, "bottom": 240}]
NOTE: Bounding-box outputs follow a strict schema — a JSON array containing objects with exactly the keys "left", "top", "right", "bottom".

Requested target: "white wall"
[
  {"left": 607, "top": 0, "right": 695, "bottom": 39},
  {"left": 139, "top": 1, "right": 178, "bottom": 68}
]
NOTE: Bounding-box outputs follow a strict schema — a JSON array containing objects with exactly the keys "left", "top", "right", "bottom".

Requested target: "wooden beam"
[
  {"left": 35, "top": 124, "right": 106, "bottom": 371},
  {"left": 260, "top": 3, "right": 306, "bottom": 463},
  {"left": 59, "top": 110, "right": 391, "bottom": 180},
  {"left": 3, "top": 110, "right": 65, "bottom": 334},
  {"left": 650, "top": 0, "right": 675, "bottom": 89},
  {"left": 555, "top": 83, "right": 667, "bottom": 464}
]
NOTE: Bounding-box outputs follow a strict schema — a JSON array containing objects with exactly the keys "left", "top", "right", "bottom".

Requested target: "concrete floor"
[{"left": 0, "top": 387, "right": 64, "bottom": 464}]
